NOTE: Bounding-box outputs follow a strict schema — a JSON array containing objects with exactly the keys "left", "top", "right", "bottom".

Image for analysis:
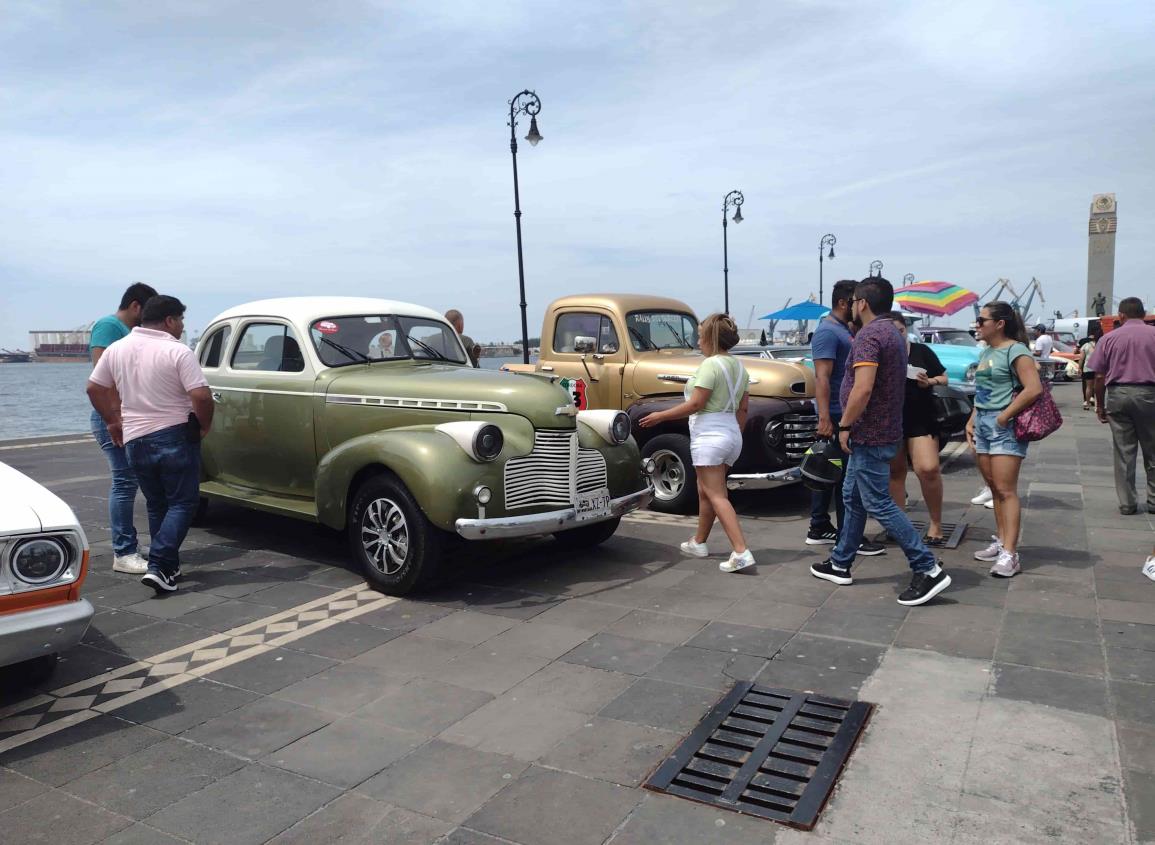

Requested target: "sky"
[{"left": 2, "top": 0, "right": 1154, "bottom": 348}]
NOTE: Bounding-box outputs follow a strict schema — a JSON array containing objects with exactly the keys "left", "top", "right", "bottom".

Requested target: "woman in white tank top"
[{"left": 638, "top": 314, "right": 754, "bottom": 572}]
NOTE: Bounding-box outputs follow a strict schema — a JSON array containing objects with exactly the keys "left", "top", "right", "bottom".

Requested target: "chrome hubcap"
[
  {"left": 361, "top": 497, "right": 409, "bottom": 576},
  {"left": 650, "top": 449, "right": 686, "bottom": 501}
]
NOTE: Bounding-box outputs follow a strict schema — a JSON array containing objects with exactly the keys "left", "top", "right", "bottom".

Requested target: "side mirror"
[{"left": 574, "top": 336, "right": 597, "bottom": 354}]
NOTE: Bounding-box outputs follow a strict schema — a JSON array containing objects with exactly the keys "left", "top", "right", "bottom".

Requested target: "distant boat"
[{"left": 0, "top": 349, "right": 33, "bottom": 364}]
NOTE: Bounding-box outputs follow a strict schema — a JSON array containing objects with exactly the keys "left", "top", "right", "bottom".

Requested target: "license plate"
[{"left": 575, "top": 487, "right": 612, "bottom": 522}]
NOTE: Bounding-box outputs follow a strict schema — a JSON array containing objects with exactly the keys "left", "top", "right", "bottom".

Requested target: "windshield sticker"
[
  {"left": 559, "top": 376, "right": 589, "bottom": 410},
  {"left": 316, "top": 320, "right": 339, "bottom": 334}
]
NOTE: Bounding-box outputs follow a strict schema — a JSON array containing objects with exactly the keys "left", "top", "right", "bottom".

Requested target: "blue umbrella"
[{"left": 759, "top": 302, "right": 830, "bottom": 321}]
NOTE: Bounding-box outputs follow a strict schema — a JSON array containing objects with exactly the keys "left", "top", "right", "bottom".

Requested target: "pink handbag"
[{"left": 1007, "top": 348, "right": 1063, "bottom": 441}]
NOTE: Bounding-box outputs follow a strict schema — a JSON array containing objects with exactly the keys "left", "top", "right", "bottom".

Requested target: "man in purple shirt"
[
  {"left": 810, "top": 277, "right": 950, "bottom": 606},
  {"left": 1087, "top": 297, "right": 1155, "bottom": 515}
]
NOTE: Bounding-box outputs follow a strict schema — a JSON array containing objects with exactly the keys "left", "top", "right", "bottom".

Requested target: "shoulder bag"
[{"left": 1006, "top": 346, "right": 1062, "bottom": 442}]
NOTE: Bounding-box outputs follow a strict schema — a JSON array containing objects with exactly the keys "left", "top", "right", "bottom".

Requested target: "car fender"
[{"left": 315, "top": 426, "right": 526, "bottom": 532}]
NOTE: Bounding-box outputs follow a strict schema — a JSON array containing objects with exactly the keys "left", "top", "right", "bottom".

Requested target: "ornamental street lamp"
[
  {"left": 508, "top": 90, "right": 543, "bottom": 364},
  {"left": 870, "top": 259, "right": 884, "bottom": 278},
  {"left": 721, "top": 190, "right": 744, "bottom": 314},
  {"left": 903, "top": 273, "right": 915, "bottom": 285},
  {"left": 818, "top": 233, "right": 836, "bottom": 306}
]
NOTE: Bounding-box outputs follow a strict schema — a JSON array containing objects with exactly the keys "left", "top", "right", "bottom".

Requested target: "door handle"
[
  {"left": 211, "top": 391, "right": 223, "bottom": 403},
  {"left": 541, "top": 366, "right": 554, "bottom": 372}
]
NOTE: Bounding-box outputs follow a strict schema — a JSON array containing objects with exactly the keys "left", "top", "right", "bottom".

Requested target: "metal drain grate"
[
  {"left": 909, "top": 520, "right": 967, "bottom": 549},
  {"left": 645, "top": 683, "right": 872, "bottom": 830}
]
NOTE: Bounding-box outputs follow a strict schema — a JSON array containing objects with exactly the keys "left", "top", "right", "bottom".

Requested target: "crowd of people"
[{"left": 83, "top": 281, "right": 1154, "bottom": 598}]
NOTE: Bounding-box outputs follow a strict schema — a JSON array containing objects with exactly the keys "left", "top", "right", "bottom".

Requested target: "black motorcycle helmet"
[{"left": 800, "top": 438, "right": 845, "bottom": 491}]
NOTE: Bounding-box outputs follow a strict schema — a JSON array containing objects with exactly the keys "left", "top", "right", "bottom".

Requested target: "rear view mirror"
[{"left": 574, "top": 336, "right": 597, "bottom": 354}]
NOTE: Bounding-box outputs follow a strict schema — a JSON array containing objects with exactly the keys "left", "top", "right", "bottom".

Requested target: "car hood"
[
  {"left": 324, "top": 364, "right": 578, "bottom": 429},
  {"left": 0, "top": 461, "right": 81, "bottom": 534},
  {"left": 630, "top": 350, "right": 814, "bottom": 399}
]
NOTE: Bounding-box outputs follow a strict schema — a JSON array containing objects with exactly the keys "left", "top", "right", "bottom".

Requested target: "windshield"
[
  {"left": 932, "top": 330, "right": 977, "bottom": 347},
  {"left": 310, "top": 315, "right": 467, "bottom": 368},
  {"left": 625, "top": 311, "right": 699, "bottom": 351}
]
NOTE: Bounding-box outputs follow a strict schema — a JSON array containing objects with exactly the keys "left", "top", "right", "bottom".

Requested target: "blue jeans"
[
  {"left": 91, "top": 409, "right": 139, "bottom": 557},
  {"left": 830, "top": 442, "right": 936, "bottom": 574},
  {"left": 124, "top": 424, "right": 201, "bottom": 577},
  {"left": 809, "top": 414, "right": 844, "bottom": 530}
]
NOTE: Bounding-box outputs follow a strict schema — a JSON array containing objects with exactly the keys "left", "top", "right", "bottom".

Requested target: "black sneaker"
[
  {"left": 806, "top": 526, "right": 839, "bottom": 546},
  {"left": 141, "top": 571, "right": 178, "bottom": 594},
  {"left": 897, "top": 568, "right": 951, "bottom": 606},
  {"left": 857, "top": 540, "right": 886, "bottom": 556},
  {"left": 810, "top": 560, "right": 853, "bottom": 586}
]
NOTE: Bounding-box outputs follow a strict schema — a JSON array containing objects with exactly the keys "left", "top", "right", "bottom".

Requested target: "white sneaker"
[
  {"left": 680, "top": 539, "right": 709, "bottom": 558},
  {"left": 984, "top": 499, "right": 995, "bottom": 509},
  {"left": 974, "top": 536, "right": 1002, "bottom": 562},
  {"left": 113, "top": 552, "right": 149, "bottom": 574},
  {"left": 971, "top": 487, "right": 993, "bottom": 505},
  {"left": 990, "top": 550, "right": 1021, "bottom": 578},
  {"left": 720, "top": 550, "right": 756, "bottom": 573},
  {"left": 1142, "top": 556, "right": 1155, "bottom": 582}
]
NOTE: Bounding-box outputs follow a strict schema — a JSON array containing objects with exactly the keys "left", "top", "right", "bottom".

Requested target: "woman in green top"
[
  {"left": 965, "top": 301, "right": 1044, "bottom": 578},
  {"left": 638, "top": 314, "right": 754, "bottom": 573}
]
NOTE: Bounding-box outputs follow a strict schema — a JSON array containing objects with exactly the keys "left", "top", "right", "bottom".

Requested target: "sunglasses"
[{"left": 974, "top": 316, "right": 996, "bottom": 325}]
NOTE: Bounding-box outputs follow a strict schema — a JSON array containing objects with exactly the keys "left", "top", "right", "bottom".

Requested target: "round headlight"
[
  {"left": 473, "top": 424, "right": 503, "bottom": 462},
  {"left": 12, "top": 538, "right": 68, "bottom": 585},
  {"left": 475, "top": 485, "right": 492, "bottom": 505},
  {"left": 965, "top": 363, "right": 978, "bottom": 384},
  {"left": 610, "top": 412, "right": 631, "bottom": 445},
  {"left": 764, "top": 420, "right": 785, "bottom": 447},
  {"left": 643, "top": 458, "right": 657, "bottom": 474}
]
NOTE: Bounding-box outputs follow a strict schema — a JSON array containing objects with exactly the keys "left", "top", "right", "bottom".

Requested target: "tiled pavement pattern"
[{"left": 0, "top": 387, "right": 1152, "bottom": 844}]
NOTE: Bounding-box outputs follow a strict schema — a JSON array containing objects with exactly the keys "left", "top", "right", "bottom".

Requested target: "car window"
[
  {"left": 553, "top": 313, "right": 619, "bottom": 354},
  {"left": 310, "top": 315, "right": 467, "bottom": 367},
  {"left": 231, "top": 323, "right": 306, "bottom": 372},
  {"left": 933, "top": 331, "right": 977, "bottom": 347},
  {"left": 624, "top": 311, "right": 698, "bottom": 351},
  {"left": 199, "top": 325, "right": 231, "bottom": 368}
]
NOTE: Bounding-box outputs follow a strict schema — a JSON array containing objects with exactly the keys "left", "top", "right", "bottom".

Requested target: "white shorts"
[{"left": 689, "top": 413, "right": 743, "bottom": 467}]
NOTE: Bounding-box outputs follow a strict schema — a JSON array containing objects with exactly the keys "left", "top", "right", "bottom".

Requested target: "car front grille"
[
  {"left": 782, "top": 413, "right": 818, "bottom": 460},
  {"left": 504, "top": 430, "right": 608, "bottom": 510}
]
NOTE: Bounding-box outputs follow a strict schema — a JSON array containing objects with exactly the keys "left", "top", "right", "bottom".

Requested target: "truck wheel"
[
  {"left": 348, "top": 474, "right": 442, "bottom": 596},
  {"left": 191, "top": 496, "right": 210, "bottom": 527},
  {"left": 641, "top": 434, "right": 698, "bottom": 514},
  {"left": 555, "top": 517, "right": 621, "bottom": 548}
]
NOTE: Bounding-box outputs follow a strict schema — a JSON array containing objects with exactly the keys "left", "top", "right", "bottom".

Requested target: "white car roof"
[{"left": 208, "top": 297, "right": 448, "bottom": 329}]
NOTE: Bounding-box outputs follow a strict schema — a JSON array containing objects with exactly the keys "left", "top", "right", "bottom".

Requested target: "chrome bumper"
[
  {"left": 0, "top": 599, "right": 94, "bottom": 669},
  {"left": 726, "top": 467, "right": 802, "bottom": 491},
  {"left": 456, "top": 486, "right": 654, "bottom": 540}
]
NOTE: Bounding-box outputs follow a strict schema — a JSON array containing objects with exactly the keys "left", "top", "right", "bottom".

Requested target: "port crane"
[{"left": 973, "top": 277, "right": 1046, "bottom": 325}]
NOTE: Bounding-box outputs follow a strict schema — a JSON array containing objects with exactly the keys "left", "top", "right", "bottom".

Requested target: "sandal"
[{"left": 925, "top": 535, "right": 947, "bottom": 547}]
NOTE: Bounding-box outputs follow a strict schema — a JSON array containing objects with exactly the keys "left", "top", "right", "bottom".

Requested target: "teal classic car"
[
  {"left": 195, "top": 298, "right": 653, "bottom": 594},
  {"left": 915, "top": 327, "right": 979, "bottom": 394}
]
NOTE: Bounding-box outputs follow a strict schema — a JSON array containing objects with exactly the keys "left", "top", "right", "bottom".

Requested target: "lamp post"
[
  {"left": 508, "top": 89, "right": 543, "bottom": 364},
  {"left": 902, "top": 273, "right": 915, "bottom": 285},
  {"left": 818, "top": 233, "right": 836, "bottom": 306},
  {"left": 721, "top": 190, "right": 744, "bottom": 314},
  {"left": 870, "top": 259, "right": 883, "bottom": 278}
]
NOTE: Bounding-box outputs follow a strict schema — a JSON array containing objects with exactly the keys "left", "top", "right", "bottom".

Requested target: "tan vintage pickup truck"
[{"left": 504, "top": 294, "right": 817, "bottom": 512}]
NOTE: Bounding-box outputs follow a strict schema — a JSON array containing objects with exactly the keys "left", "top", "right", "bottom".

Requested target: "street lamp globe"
[
  {"left": 525, "top": 116, "right": 543, "bottom": 146},
  {"left": 732, "top": 205, "right": 743, "bottom": 224}
]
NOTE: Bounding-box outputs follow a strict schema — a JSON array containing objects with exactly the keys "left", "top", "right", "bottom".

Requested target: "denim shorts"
[{"left": 974, "top": 408, "right": 1028, "bottom": 458}]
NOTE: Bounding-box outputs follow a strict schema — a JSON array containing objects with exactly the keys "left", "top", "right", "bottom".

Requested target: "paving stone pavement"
[{"left": 1, "top": 386, "right": 1152, "bottom": 844}]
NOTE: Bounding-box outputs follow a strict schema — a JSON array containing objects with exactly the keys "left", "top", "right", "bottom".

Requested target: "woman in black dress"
[{"left": 885, "top": 313, "right": 949, "bottom": 545}]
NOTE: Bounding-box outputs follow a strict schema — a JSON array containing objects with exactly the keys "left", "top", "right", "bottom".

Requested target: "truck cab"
[{"left": 506, "top": 294, "right": 818, "bottom": 512}]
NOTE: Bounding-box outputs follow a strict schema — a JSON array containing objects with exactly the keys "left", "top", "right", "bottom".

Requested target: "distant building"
[{"left": 29, "top": 324, "right": 92, "bottom": 362}]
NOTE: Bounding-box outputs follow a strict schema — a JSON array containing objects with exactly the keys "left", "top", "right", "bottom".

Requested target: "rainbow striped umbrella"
[{"left": 893, "top": 280, "right": 978, "bottom": 317}]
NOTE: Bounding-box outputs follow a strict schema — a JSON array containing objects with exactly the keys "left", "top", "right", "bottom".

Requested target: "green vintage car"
[{"left": 195, "top": 297, "right": 654, "bottom": 594}]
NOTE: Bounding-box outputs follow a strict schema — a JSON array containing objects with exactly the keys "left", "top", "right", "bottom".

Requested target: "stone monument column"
[{"left": 1087, "top": 193, "right": 1117, "bottom": 317}]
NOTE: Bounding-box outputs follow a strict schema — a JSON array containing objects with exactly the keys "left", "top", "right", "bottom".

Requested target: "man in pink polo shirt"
[
  {"left": 86, "top": 295, "right": 214, "bottom": 594},
  {"left": 1088, "top": 297, "right": 1155, "bottom": 515}
]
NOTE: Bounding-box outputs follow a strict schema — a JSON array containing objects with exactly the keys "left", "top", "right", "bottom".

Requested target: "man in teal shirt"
[{"left": 90, "top": 282, "right": 157, "bottom": 574}]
